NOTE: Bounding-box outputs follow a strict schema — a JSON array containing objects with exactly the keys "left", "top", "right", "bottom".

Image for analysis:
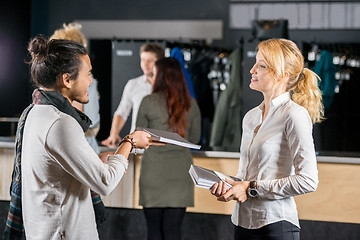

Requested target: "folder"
[{"left": 136, "top": 127, "right": 201, "bottom": 149}]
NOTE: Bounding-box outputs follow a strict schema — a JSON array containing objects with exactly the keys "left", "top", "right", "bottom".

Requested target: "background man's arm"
[{"left": 101, "top": 115, "right": 126, "bottom": 147}]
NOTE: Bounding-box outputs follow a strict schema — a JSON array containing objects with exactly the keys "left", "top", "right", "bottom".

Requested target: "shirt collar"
[
  {"left": 270, "top": 92, "right": 290, "bottom": 108},
  {"left": 258, "top": 92, "right": 290, "bottom": 112},
  {"left": 140, "top": 74, "right": 153, "bottom": 86},
  {"left": 140, "top": 74, "right": 147, "bottom": 82}
]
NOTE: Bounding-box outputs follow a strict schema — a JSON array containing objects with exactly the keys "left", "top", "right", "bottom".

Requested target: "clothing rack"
[
  {"left": 302, "top": 41, "right": 360, "bottom": 153},
  {"left": 164, "top": 41, "right": 237, "bottom": 149},
  {"left": 303, "top": 42, "right": 360, "bottom": 87},
  {"left": 164, "top": 40, "right": 234, "bottom": 104},
  {"left": 303, "top": 42, "right": 360, "bottom": 67}
]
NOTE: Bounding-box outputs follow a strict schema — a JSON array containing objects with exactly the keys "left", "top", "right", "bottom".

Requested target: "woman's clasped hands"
[{"left": 210, "top": 178, "right": 250, "bottom": 203}]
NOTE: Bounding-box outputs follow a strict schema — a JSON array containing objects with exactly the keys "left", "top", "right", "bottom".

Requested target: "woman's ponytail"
[{"left": 289, "top": 68, "right": 324, "bottom": 124}]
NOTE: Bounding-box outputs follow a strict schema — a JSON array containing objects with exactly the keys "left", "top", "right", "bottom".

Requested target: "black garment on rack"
[
  {"left": 320, "top": 70, "right": 360, "bottom": 153},
  {"left": 188, "top": 51, "right": 214, "bottom": 148},
  {"left": 188, "top": 52, "right": 214, "bottom": 122},
  {"left": 304, "top": 42, "right": 360, "bottom": 153},
  {"left": 210, "top": 48, "right": 242, "bottom": 152}
]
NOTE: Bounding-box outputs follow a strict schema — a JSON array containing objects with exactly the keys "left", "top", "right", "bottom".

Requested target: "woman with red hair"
[{"left": 136, "top": 57, "right": 201, "bottom": 240}]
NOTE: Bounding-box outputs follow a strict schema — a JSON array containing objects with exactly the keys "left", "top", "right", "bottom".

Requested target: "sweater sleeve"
[{"left": 45, "top": 115, "right": 128, "bottom": 196}]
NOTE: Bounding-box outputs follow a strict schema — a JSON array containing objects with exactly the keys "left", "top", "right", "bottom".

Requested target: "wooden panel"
[
  {"left": 132, "top": 156, "right": 238, "bottom": 212},
  {"left": 0, "top": 148, "right": 13, "bottom": 201},
  {"left": 133, "top": 154, "right": 143, "bottom": 209},
  {"left": 187, "top": 157, "right": 238, "bottom": 214},
  {"left": 295, "top": 163, "right": 360, "bottom": 223},
  {"left": 186, "top": 158, "right": 360, "bottom": 224},
  {"left": 2, "top": 148, "right": 360, "bottom": 224},
  {"left": 0, "top": 148, "right": 135, "bottom": 208}
]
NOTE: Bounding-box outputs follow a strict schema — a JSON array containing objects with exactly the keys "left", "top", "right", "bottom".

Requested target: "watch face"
[{"left": 249, "top": 189, "right": 258, "bottom": 197}]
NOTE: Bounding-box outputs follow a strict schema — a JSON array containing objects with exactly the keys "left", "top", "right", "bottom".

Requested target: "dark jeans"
[
  {"left": 234, "top": 220, "right": 300, "bottom": 240},
  {"left": 143, "top": 207, "right": 186, "bottom": 240}
]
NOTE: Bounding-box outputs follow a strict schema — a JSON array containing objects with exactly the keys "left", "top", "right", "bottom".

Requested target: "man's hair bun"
[{"left": 28, "top": 34, "right": 49, "bottom": 62}]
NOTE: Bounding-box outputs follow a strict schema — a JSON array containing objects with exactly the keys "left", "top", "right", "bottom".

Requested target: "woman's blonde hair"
[
  {"left": 258, "top": 38, "right": 324, "bottom": 123},
  {"left": 50, "top": 22, "right": 87, "bottom": 48}
]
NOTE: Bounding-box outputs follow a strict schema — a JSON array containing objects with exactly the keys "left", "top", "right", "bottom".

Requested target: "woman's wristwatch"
[{"left": 248, "top": 180, "right": 258, "bottom": 198}]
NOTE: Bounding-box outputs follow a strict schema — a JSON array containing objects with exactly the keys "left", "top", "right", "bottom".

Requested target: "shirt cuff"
[{"left": 256, "top": 179, "right": 272, "bottom": 197}]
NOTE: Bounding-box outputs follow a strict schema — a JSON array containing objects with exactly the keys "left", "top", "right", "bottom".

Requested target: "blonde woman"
[{"left": 211, "top": 38, "right": 323, "bottom": 240}]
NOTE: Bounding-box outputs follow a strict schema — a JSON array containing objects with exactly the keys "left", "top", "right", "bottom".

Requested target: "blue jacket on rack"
[{"left": 170, "top": 47, "right": 196, "bottom": 99}]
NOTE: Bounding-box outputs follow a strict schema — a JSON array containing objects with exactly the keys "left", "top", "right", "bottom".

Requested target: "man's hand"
[{"left": 101, "top": 135, "right": 121, "bottom": 148}]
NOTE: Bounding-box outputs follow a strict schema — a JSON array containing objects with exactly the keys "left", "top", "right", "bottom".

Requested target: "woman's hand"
[
  {"left": 211, "top": 179, "right": 250, "bottom": 203},
  {"left": 211, "top": 180, "right": 227, "bottom": 197}
]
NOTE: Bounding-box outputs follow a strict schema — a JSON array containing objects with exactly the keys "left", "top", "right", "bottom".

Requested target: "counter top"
[
  {"left": 1, "top": 139, "right": 360, "bottom": 164},
  {"left": 0, "top": 137, "right": 15, "bottom": 148},
  {"left": 99, "top": 146, "right": 360, "bottom": 164},
  {"left": 1, "top": 139, "right": 360, "bottom": 223}
]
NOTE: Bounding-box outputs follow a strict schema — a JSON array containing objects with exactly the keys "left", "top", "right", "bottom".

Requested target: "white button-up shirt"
[
  {"left": 114, "top": 75, "right": 152, "bottom": 133},
  {"left": 232, "top": 92, "right": 319, "bottom": 229}
]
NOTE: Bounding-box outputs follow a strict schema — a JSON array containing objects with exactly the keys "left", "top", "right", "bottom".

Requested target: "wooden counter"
[
  {"left": 132, "top": 154, "right": 237, "bottom": 215},
  {"left": 133, "top": 152, "right": 360, "bottom": 224},
  {"left": 1, "top": 144, "right": 360, "bottom": 224}
]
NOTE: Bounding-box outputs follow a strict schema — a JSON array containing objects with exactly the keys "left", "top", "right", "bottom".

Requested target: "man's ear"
[{"left": 61, "top": 73, "right": 73, "bottom": 89}]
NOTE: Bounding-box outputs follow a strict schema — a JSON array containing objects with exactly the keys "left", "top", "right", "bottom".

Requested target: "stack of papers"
[
  {"left": 188, "top": 164, "right": 242, "bottom": 190},
  {"left": 136, "top": 127, "right": 201, "bottom": 149}
]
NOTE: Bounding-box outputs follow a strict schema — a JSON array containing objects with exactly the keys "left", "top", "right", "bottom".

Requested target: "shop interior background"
[{"left": 1, "top": 0, "right": 359, "bottom": 154}]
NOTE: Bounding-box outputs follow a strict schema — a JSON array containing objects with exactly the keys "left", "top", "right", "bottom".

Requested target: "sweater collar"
[{"left": 32, "top": 89, "right": 92, "bottom": 132}]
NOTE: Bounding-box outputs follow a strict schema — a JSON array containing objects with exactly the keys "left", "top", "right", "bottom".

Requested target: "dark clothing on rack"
[
  {"left": 188, "top": 51, "right": 215, "bottom": 147},
  {"left": 210, "top": 48, "right": 242, "bottom": 152},
  {"left": 313, "top": 50, "right": 338, "bottom": 112},
  {"left": 321, "top": 67, "right": 360, "bottom": 152},
  {"left": 188, "top": 53, "right": 214, "bottom": 121}
]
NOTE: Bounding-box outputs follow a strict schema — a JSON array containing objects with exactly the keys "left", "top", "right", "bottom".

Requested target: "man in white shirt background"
[{"left": 101, "top": 43, "right": 164, "bottom": 148}]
